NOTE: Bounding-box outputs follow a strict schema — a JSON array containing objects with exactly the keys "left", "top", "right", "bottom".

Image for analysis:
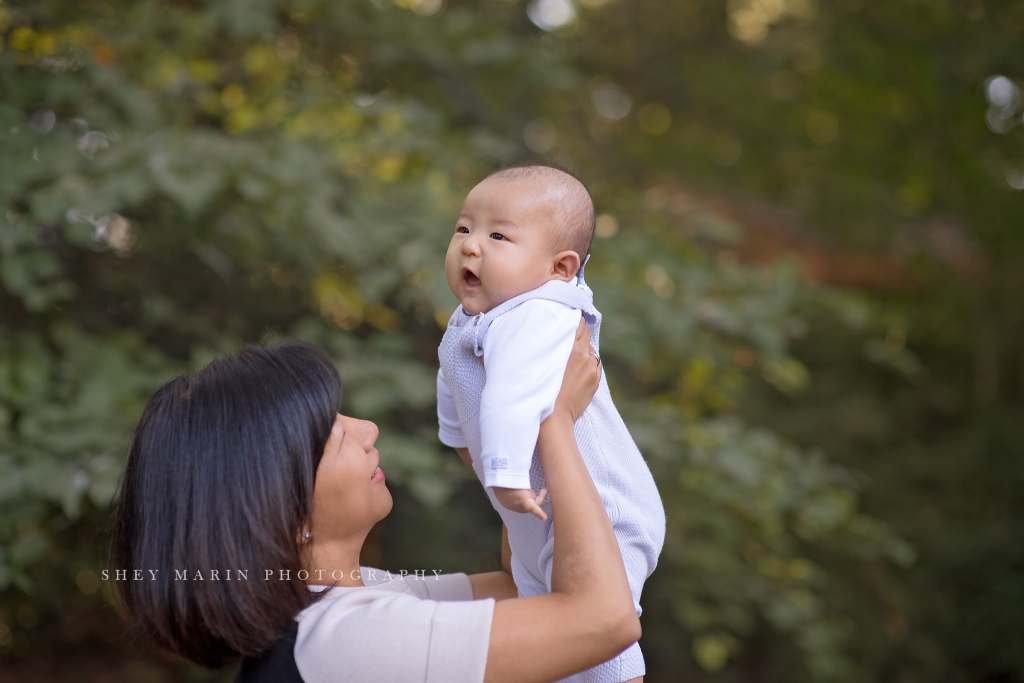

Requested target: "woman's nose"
[{"left": 361, "top": 419, "right": 380, "bottom": 447}]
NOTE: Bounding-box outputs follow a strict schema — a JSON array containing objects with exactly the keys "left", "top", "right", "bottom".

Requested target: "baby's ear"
[{"left": 551, "top": 250, "right": 582, "bottom": 282}]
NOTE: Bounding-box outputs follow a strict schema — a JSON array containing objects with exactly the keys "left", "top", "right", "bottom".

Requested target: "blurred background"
[{"left": 1, "top": 0, "right": 1022, "bottom": 680}]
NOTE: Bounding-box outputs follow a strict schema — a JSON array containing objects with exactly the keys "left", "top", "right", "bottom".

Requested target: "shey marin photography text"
[{"left": 102, "top": 568, "right": 446, "bottom": 582}]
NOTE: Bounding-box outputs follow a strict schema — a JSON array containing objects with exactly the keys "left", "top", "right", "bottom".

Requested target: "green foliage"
[{"left": 0, "top": 327, "right": 171, "bottom": 585}]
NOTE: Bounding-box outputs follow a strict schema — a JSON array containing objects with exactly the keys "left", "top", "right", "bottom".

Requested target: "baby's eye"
[
  {"left": 456, "top": 226, "right": 470, "bottom": 234},
  {"left": 489, "top": 233, "right": 506, "bottom": 241}
]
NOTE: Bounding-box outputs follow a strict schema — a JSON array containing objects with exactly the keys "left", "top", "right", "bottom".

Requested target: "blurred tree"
[
  {"left": 2, "top": 0, "right": 997, "bottom": 682},
  {"left": 524, "top": 0, "right": 1024, "bottom": 681}
]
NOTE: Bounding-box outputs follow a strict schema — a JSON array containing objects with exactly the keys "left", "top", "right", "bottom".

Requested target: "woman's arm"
[
  {"left": 468, "top": 570, "right": 518, "bottom": 601},
  {"left": 454, "top": 446, "right": 474, "bottom": 470},
  {"left": 483, "top": 320, "right": 641, "bottom": 683},
  {"left": 468, "top": 525, "right": 518, "bottom": 601}
]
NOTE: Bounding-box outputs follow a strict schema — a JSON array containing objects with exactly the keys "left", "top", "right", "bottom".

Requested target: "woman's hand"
[{"left": 554, "top": 318, "right": 601, "bottom": 422}]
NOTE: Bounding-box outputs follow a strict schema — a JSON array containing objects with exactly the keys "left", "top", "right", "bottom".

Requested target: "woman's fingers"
[
  {"left": 574, "top": 318, "right": 600, "bottom": 375},
  {"left": 574, "top": 317, "right": 591, "bottom": 346},
  {"left": 556, "top": 317, "right": 601, "bottom": 421},
  {"left": 575, "top": 317, "right": 589, "bottom": 342},
  {"left": 577, "top": 318, "right": 601, "bottom": 395}
]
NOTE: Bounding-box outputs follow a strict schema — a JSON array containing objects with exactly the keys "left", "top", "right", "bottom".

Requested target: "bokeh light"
[
  {"left": 806, "top": 110, "right": 839, "bottom": 144},
  {"left": 523, "top": 118, "right": 557, "bottom": 152},
  {"left": 985, "top": 76, "right": 1020, "bottom": 109},
  {"left": 595, "top": 214, "right": 619, "bottom": 238},
  {"left": 1006, "top": 166, "right": 1024, "bottom": 191},
  {"left": 638, "top": 103, "right": 672, "bottom": 135},
  {"left": 713, "top": 134, "right": 743, "bottom": 166},
  {"left": 527, "top": 0, "right": 577, "bottom": 31},
  {"left": 645, "top": 265, "right": 675, "bottom": 299},
  {"left": 394, "top": 0, "right": 445, "bottom": 16},
  {"left": 984, "top": 75, "right": 1021, "bottom": 134},
  {"left": 591, "top": 80, "right": 632, "bottom": 121},
  {"left": 727, "top": 0, "right": 817, "bottom": 45},
  {"left": 76, "top": 130, "right": 107, "bottom": 157},
  {"left": 30, "top": 108, "right": 55, "bottom": 133}
]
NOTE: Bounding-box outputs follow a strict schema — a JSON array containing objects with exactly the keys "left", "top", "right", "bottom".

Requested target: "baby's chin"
[
  {"left": 458, "top": 294, "right": 518, "bottom": 317},
  {"left": 456, "top": 291, "right": 486, "bottom": 316},
  {"left": 460, "top": 279, "right": 569, "bottom": 315},
  {"left": 458, "top": 293, "right": 499, "bottom": 316},
  {"left": 461, "top": 300, "right": 497, "bottom": 316}
]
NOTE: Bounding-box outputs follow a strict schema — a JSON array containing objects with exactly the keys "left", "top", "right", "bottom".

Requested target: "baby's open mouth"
[{"left": 462, "top": 268, "right": 481, "bottom": 289}]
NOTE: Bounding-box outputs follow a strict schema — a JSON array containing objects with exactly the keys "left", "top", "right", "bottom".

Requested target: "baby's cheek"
[{"left": 484, "top": 271, "right": 518, "bottom": 303}]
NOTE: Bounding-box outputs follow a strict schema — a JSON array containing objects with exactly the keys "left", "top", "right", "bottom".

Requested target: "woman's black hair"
[{"left": 109, "top": 342, "right": 342, "bottom": 668}]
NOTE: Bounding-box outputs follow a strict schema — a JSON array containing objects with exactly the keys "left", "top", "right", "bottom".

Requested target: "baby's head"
[{"left": 445, "top": 162, "right": 595, "bottom": 315}]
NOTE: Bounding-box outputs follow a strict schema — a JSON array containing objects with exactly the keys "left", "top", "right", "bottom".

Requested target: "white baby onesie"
[{"left": 437, "top": 279, "right": 666, "bottom": 683}]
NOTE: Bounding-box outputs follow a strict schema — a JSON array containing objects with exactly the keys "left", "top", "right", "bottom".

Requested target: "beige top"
[{"left": 295, "top": 569, "right": 494, "bottom": 683}]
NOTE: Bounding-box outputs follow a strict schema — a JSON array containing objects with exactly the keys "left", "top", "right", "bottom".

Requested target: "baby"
[{"left": 436, "top": 163, "right": 666, "bottom": 683}]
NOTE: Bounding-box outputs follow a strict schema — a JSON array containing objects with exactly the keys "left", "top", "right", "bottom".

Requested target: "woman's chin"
[{"left": 376, "top": 489, "right": 394, "bottom": 520}]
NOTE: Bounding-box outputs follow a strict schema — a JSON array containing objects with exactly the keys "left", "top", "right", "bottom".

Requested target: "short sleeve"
[
  {"left": 422, "top": 572, "right": 475, "bottom": 601},
  {"left": 295, "top": 589, "right": 494, "bottom": 683},
  {"left": 437, "top": 369, "right": 467, "bottom": 448},
  {"left": 359, "top": 567, "right": 475, "bottom": 601},
  {"left": 479, "top": 300, "right": 580, "bottom": 489}
]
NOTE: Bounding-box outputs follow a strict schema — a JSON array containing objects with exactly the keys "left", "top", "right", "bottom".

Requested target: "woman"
[{"left": 109, "top": 321, "right": 640, "bottom": 682}]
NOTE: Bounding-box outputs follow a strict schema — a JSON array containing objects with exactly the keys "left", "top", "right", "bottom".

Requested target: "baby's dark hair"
[{"left": 484, "top": 162, "right": 596, "bottom": 263}]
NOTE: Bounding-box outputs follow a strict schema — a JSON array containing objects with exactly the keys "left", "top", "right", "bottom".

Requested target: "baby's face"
[{"left": 445, "top": 178, "right": 569, "bottom": 315}]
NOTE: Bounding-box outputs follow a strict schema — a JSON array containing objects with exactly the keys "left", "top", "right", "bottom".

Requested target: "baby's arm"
[{"left": 479, "top": 301, "right": 582, "bottom": 512}]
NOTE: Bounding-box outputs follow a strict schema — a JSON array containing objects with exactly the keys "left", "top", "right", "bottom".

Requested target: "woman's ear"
[{"left": 551, "top": 250, "right": 582, "bottom": 282}]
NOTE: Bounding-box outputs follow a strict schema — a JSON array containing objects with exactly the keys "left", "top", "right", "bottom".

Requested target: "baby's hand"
[{"left": 492, "top": 486, "right": 548, "bottom": 522}]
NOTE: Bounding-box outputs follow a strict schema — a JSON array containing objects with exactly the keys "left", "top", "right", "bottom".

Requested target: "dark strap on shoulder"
[{"left": 234, "top": 621, "right": 304, "bottom": 683}]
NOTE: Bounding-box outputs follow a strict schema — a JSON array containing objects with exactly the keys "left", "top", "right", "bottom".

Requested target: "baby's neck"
[{"left": 467, "top": 276, "right": 577, "bottom": 315}]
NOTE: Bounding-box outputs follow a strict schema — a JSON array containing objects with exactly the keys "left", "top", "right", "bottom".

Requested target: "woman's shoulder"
[
  {"left": 238, "top": 572, "right": 492, "bottom": 683},
  {"left": 294, "top": 568, "right": 479, "bottom": 632},
  {"left": 293, "top": 573, "right": 494, "bottom": 683}
]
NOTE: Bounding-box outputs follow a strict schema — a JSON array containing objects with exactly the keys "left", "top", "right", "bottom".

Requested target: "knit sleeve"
[
  {"left": 437, "top": 368, "right": 467, "bottom": 448},
  {"left": 479, "top": 300, "right": 580, "bottom": 489}
]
